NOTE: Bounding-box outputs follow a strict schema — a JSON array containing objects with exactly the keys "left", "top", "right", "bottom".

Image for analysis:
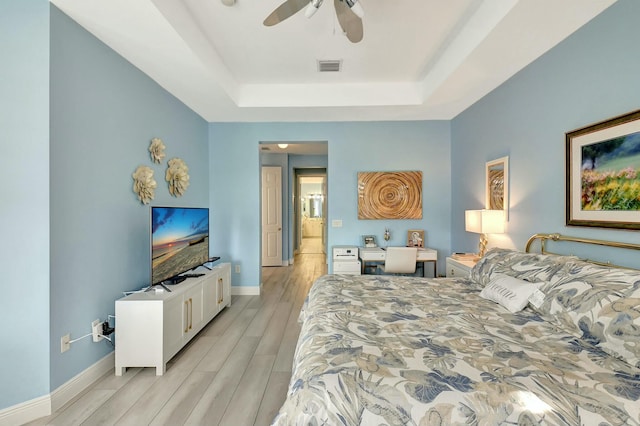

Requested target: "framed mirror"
[{"left": 486, "top": 156, "right": 509, "bottom": 217}]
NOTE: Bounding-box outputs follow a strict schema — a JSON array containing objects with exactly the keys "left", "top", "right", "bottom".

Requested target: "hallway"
[{"left": 298, "top": 236, "right": 324, "bottom": 254}]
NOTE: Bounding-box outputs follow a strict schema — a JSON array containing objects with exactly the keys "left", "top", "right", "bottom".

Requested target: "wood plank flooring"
[{"left": 28, "top": 253, "right": 326, "bottom": 426}]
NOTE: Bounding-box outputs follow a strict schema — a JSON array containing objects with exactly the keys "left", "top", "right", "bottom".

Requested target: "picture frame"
[
  {"left": 358, "top": 171, "right": 422, "bottom": 220},
  {"left": 362, "top": 235, "right": 377, "bottom": 248},
  {"left": 566, "top": 109, "right": 640, "bottom": 230},
  {"left": 406, "top": 229, "right": 424, "bottom": 247},
  {"left": 486, "top": 156, "right": 509, "bottom": 218}
]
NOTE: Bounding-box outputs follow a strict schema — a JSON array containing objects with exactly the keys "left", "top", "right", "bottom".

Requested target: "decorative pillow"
[
  {"left": 532, "top": 259, "right": 640, "bottom": 368},
  {"left": 470, "top": 248, "right": 576, "bottom": 287},
  {"left": 480, "top": 274, "right": 543, "bottom": 313}
]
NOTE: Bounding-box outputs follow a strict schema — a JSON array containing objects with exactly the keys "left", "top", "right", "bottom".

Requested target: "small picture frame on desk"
[
  {"left": 407, "top": 229, "right": 424, "bottom": 247},
  {"left": 362, "top": 235, "right": 377, "bottom": 248}
]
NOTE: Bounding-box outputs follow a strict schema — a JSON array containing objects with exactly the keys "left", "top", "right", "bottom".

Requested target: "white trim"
[
  {"left": 232, "top": 285, "right": 260, "bottom": 296},
  {"left": 0, "top": 395, "right": 50, "bottom": 426},
  {"left": 0, "top": 353, "right": 114, "bottom": 426},
  {"left": 51, "top": 352, "right": 114, "bottom": 412}
]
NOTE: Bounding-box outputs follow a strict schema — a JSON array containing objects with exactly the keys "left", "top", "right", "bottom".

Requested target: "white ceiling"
[{"left": 50, "top": 0, "right": 616, "bottom": 123}]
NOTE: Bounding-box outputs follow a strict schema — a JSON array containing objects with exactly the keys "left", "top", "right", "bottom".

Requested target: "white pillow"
[{"left": 480, "top": 275, "right": 542, "bottom": 313}]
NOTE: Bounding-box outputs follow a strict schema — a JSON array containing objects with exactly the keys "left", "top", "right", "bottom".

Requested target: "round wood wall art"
[{"left": 358, "top": 171, "right": 423, "bottom": 219}]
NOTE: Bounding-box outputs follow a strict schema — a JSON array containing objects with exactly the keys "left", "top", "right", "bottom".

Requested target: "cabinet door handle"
[
  {"left": 188, "top": 298, "right": 193, "bottom": 330},
  {"left": 218, "top": 278, "right": 223, "bottom": 304},
  {"left": 184, "top": 300, "right": 189, "bottom": 333}
]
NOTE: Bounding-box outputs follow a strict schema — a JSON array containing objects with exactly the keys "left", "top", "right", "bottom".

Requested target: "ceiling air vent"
[{"left": 318, "top": 60, "right": 342, "bottom": 72}]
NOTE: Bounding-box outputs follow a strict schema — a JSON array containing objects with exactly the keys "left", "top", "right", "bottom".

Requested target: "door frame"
[{"left": 294, "top": 168, "right": 327, "bottom": 257}]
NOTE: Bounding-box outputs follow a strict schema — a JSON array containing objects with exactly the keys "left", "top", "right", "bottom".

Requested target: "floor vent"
[{"left": 318, "top": 60, "right": 342, "bottom": 72}]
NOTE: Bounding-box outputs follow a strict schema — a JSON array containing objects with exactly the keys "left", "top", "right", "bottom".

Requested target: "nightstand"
[{"left": 446, "top": 257, "right": 477, "bottom": 278}]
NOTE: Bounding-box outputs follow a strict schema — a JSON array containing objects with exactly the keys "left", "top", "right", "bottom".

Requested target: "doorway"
[
  {"left": 295, "top": 170, "right": 327, "bottom": 256},
  {"left": 259, "top": 142, "right": 328, "bottom": 272}
]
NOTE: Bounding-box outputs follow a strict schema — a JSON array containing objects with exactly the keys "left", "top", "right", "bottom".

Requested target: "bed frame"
[{"left": 525, "top": 232, "right": 640, "bottom": 269}]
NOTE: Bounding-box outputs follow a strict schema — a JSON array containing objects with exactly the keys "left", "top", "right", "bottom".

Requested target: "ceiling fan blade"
[
  {"left": 334, "top": 0, "right": 363, "bottom": 43},
  {"left": 264, "top": 0, "right": 310, "bottom": 26}
]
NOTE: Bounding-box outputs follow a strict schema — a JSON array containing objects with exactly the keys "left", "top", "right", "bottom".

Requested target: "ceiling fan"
[{"left": 263, "top": 0, "right": 365, "bottom": 43}]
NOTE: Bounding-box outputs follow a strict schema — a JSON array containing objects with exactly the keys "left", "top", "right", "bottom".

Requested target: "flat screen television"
[{"left": 151, "top": 206, "right": 209, "bottom": 286}]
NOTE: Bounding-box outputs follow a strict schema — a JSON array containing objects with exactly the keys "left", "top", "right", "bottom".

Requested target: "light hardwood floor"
[{"left": 28, "top": 253, "right": 327, "bottom": 426}]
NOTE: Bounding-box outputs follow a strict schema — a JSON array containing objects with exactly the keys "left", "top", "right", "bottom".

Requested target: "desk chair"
[{"left": 379, "top": 247, "right": 418, "bottom": 274}]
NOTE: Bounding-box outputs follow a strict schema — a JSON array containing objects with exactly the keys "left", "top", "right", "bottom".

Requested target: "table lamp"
[{"left": 465, "top": 209, "right": 505, "bottom": 257}]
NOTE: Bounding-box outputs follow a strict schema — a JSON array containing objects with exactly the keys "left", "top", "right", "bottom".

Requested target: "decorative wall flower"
[
  {"left": 132, "top": 165, "right": 157, "bottom": 204},
  {"left": 166, "top": 157, "right": 190, "bottom": 197},
  {"left": 149, "top": 137, "right": 166, "bottom": 164}
]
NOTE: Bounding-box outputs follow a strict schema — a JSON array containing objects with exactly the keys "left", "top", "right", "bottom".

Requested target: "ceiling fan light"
[
  {"left": 305, "top": 0, "right": 323, "bottom": 18},
  {"left": 347, "top": 0, "right": 364, "bottom": 18},
  {"left": 278, "top": 144, "right": 289, "bottom": 149},
  {"left": 221, "top": 0, "right": 236, "bottom": 6}
]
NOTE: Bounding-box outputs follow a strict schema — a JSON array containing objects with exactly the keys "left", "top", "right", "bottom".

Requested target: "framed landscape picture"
[{"left": 566, "top": 109, "right": 640, "bottom": 229}]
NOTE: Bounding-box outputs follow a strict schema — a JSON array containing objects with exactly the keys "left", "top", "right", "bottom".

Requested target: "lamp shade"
[{"left": 465, "top": 209, "right": 505, "bottom": 234}]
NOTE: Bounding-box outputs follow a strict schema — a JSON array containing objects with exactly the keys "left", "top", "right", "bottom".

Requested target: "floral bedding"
[{"left": 272, "top": 250, "right": 640, "bottom": 425}]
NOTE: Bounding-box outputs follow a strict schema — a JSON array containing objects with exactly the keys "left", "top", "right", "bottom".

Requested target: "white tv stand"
[{"left": 115, "top": 262, "right": 231, "bottom": 376}]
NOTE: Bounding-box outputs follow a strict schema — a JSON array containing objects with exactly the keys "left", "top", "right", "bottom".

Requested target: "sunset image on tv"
[{"left": 151, "top": 207, "right": 209, "bottom": 284}]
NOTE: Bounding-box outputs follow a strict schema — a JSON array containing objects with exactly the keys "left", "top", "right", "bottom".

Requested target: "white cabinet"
[
  {"left": 115, "top": 263, "right": 231, "bottom": 376},
  {"left": 445, "top": 257, "right": 477, "bottom": 278}
]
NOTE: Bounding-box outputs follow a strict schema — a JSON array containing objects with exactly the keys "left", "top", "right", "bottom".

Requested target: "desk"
[{"left": 359, "top": 247, "right": 438, "bottom": 277}]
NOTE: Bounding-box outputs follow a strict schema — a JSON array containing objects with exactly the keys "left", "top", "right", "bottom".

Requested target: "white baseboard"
[
  {"left": 231, "top": 285, "right": 260, "bottom": 295},
  {"left": 51, "top": 352, "right": 115, "bottom": 412},
  {"left": 0, "top": 394, "right": 50, "bottom": 426},
  {"left": 0, "top": 352, "right": 114, "bottom": 426}
]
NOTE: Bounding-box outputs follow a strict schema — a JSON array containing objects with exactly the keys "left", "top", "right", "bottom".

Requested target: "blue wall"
[
  {"left": 210, "top": 121, "right": 451, "bottom": 285},
  {"left": 0, "top": 0, "right": 50, "bottom": 409},
  {"left": 451, "top": 0, "right": 640, "bottom": 261},
  {"left": 49, "top": 6, "right": 208, "bottom": 391}
]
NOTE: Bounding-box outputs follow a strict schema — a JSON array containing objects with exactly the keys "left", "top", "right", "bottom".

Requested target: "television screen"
[{"left": 151, "top": 207, "right": 209, "bottom": 285}]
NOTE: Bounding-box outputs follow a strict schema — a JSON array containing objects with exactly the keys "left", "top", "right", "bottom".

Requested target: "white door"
[
  {"left": 321, "top": 176, "right": 327, "bottom": 254},
  {"left": 261, "top": 166, "right": 283, "bottom": 266}
]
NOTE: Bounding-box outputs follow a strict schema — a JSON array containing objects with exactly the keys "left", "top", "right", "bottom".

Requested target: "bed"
[{"left": 272, "top": 234, "right": 640, "bottom": 425}]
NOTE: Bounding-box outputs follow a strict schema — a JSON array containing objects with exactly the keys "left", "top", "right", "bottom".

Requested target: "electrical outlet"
[
  {"left": 92, "top": 319, "right": 103, "bottom": 342},
  {"left": 61, "top": 334, "right": 70, "bottom": 353},
  {"left": 235, "top": 264, "right": 241, "bottom": 273}
]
